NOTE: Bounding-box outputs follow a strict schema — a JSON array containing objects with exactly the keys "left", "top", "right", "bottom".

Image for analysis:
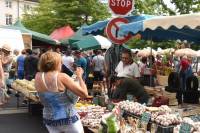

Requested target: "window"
[
  {"left": 5, "top": 14, "right": 12, "bottom": 25},
  {"left": 24, "top": 4, "right": 31, "bottom": 11},
  {"left": 5, "top": 0, "right": 12, "bottom": 8}
]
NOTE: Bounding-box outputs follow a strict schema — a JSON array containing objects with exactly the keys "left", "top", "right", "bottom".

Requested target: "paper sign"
[
  {"left": 179, "top": 123, "right": 192, "bottom": 133},
  {"left": 93, "top": 97, "right": 99, "bottom": 105},
  {"left": 141, "top": 112, "right": 151, "bottom": 123},
  {"left": 126, "top": 94, "right": 133, "bottom": 101}
]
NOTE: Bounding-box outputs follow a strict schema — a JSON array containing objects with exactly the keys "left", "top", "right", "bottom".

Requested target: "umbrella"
[
  {"left": 157, "top": 48, "right": 175, "bottom": 55},
  {"left": 119, "top": 13, "right": 200, "bottom": 44},
  {"left": 73, "top": 35, "right": 112, "bottom": 51},
  {"left": 50, "top": 26, "right": 75, "bottom": 41},
  {"left": 82, "top": 15, "right": 154, "bottom": 35},
  {"left": 197, "top": 50, "right": 200, "bottom": 57},
  {"left": 174, "top": 48, "right": 197, "bottom": 57},
  {"left": 137, "top": 48, "right": 157, "bottom": 57},
  {"left": 61, "top": 24, "right": 88, "bottom": 45}
]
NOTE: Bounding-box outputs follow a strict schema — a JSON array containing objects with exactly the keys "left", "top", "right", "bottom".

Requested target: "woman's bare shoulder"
[{"left": 58, "top": 72, "right": 71, "bottom": 80}]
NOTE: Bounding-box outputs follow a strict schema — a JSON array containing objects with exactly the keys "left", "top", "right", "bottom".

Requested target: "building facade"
[{"left": 0, "top": 0, "right": 38, "bottom": 26}]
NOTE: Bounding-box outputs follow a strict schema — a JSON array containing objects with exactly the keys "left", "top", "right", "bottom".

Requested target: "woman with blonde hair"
[{"left": 35, "top": 51, "right": 88, "bottom": 133}]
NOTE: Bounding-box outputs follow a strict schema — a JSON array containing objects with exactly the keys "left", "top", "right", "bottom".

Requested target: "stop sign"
[{"left": 109, "top": 0, "right": 134, "bottom": 15}]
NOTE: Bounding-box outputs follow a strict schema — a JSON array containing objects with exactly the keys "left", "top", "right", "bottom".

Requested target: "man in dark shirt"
[
  {"left": 112, "top": 77, "right": 149, "bottom": 104},
  {"left": 24, "top": 49, "right": 39, "bottom": 81}
]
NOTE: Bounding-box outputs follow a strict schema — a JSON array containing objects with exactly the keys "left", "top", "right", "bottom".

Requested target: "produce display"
[
  {"left": 12, "top": 79, "right": 39, "bottom": 102},
  {"left": 154, "top": 114, "right": 182, "bottom": 126},
  {"left": 118, "top": 101, "right": 146, "bottom": 116},
  {"left": 77, "top": 105, "right": 108, "bottom": 129},
  {"left": 118, "top": 101, "right": 182, "bottom": 127},
  {"left": 174, "top": 117, "right": 200, "bottom": 133},
  {"left": 14, "top": 79, "right": 36, "bottom": 91}
]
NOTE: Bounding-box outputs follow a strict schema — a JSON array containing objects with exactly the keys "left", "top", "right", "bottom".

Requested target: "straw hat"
[{"left": 2, "top": 44, "right": 12, "bottom": 52}]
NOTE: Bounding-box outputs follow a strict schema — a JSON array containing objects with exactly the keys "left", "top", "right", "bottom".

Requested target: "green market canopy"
[{"left": 73, "top": 35, "right": 112, "bottom": 51}]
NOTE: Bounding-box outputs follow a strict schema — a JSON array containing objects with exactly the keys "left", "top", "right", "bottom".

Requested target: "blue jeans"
[{"left": 17, "top": 70, "right": 24, "bottom": 79}]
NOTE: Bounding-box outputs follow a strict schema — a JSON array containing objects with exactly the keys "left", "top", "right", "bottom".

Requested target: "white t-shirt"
[
  {"left": 62, "top": 55, "right": 74, "bottom": 71},
  {"left": 115, "top": 61, "right": 140, "bottom": 78},
  {"left": 138, "top": 62, "right": 146, "bottom": 73},
  {"left": 92, "top": 55, "right": 104, "bottom": 71}
]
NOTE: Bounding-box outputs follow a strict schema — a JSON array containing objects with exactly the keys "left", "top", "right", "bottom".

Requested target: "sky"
[{"left": 164, "top": 0, "right": 176, "bottom": 10}]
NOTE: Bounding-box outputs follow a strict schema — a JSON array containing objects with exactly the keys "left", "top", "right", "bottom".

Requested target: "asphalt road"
[{"left": 0, "top": 113, "right": 48, "bottom": 133}]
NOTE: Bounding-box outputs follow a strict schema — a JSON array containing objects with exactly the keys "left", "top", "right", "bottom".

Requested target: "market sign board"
[
  {"left": 109, "top": 0, "right": 134, "bottom": 16},
  {"left": 106, "top": 17, "right": 132, "bottom": 45}
]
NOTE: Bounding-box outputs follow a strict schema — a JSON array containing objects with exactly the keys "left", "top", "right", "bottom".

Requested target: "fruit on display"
[
  {"left": 118, "top": 101, "right": 146, "bottom": 116},
  {"left": 117, "top": 101, "right": 182, "bottom": 127},
  {"left": 75, "top": 102, "right": 93, "bottom": 109},
  {"left": 154, "top": 114, "right": 182, "bottom": 126},
  {"left": 78, "top": 105, "right": 108, "bottom": 129},
  {"left": 174, "top": 117, "right": 200, "bottom": 133}
]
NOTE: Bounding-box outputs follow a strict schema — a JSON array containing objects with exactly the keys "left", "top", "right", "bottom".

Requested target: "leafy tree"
[
  {"left": 160, "top": 0, "right": 200, "bottom": 15},
  {"left": 126, "top": 37, "right": 178, "bottom": 50},
  {"left": 171, "top": 0, "right": 200, "bottom": 14},
  {"left": 22, "top": 0, "right": 57, "bottom": 34},
  {"left": 133, "top": 0, "right": 171, "bottom": 15},
  {"left": 22, "top": 0, "right": 110, "bottom": 34}
]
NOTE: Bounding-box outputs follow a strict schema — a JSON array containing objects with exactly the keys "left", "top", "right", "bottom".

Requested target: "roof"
[{"left": 0, "top": 20, "right": 59, "bottom": 45}]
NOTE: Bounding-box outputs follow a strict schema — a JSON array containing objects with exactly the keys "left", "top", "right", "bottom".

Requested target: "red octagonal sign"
[{"left": 109, "top": 0, "right": 134, "bottom": 15}]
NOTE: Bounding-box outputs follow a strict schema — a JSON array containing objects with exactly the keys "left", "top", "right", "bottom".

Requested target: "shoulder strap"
[
  {"left": 41, "top": 72, "right": 48, "bottom": 90},
  {"left": 55, "top": 72, "right": 59, "bottom": 91}
]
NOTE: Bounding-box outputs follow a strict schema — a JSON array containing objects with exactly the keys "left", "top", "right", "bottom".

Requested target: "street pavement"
[
  {"left": 0, "top": 91, "right": 48, "bottom": 133},
  {"left": 0, "top": 112, "right": 48, "bottom": 133}
]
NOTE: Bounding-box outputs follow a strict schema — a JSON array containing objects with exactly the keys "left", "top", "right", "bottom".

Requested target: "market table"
[{"left": 144, "top": 86, "right": 178, "bottom": 106}]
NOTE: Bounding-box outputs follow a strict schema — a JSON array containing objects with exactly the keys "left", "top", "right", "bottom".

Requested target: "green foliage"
[
  {"left": 133, "top": 0, "right": 174, "bottom": 15},
  {"left": 133, "top": 0, "right": 200, "bottom": 15},
  {"left": 171, "top": 0, "right": 200, "bottom": 14},
  {"left": 22, "top": 0, "right": 111, "bottom": 34},
  {"left": 126, "top": 38, "right": 177, "bottom": 49}
]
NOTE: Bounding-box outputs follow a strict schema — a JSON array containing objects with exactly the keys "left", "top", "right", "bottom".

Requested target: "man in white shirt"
[
  {"left": 92, "top": 50, "right": 105, "bottom": 81},
  {"left": 62, "top": 50, "right": 74, "bottom": 76},
  {"left": 115, "top": 49, "right": 140, "bottom": 79}
]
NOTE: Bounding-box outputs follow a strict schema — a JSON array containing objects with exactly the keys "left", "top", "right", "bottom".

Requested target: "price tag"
[
  {"left": 126, "top": 94, "right": 133, "bottom": 101},
  {"left": 93, "top": 97, "right": 99, "bottom": 105},
  {"left": 179, "top": 123, "right": 192, "bottom": 133},
  {"left": 141, "top": 112, "right": 151, "bottom": 123}
]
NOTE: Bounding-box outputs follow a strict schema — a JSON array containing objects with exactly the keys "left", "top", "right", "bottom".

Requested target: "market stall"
[{"left": 99, "top": 100, "right": 200, "bottom": 133}]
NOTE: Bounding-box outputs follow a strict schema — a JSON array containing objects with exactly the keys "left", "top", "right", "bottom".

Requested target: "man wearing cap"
[
  {"left": 177, "top": 55, "right": 193, "bottom": 104},
  {"left": 112, "top": 76, "right": 149, "bottom": 104},
  {"left": 1, "top": 44, "right": 13, "bottom": 73},
  {"left": 0, "top": 44, "right": 13, "bottom": 96}
]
